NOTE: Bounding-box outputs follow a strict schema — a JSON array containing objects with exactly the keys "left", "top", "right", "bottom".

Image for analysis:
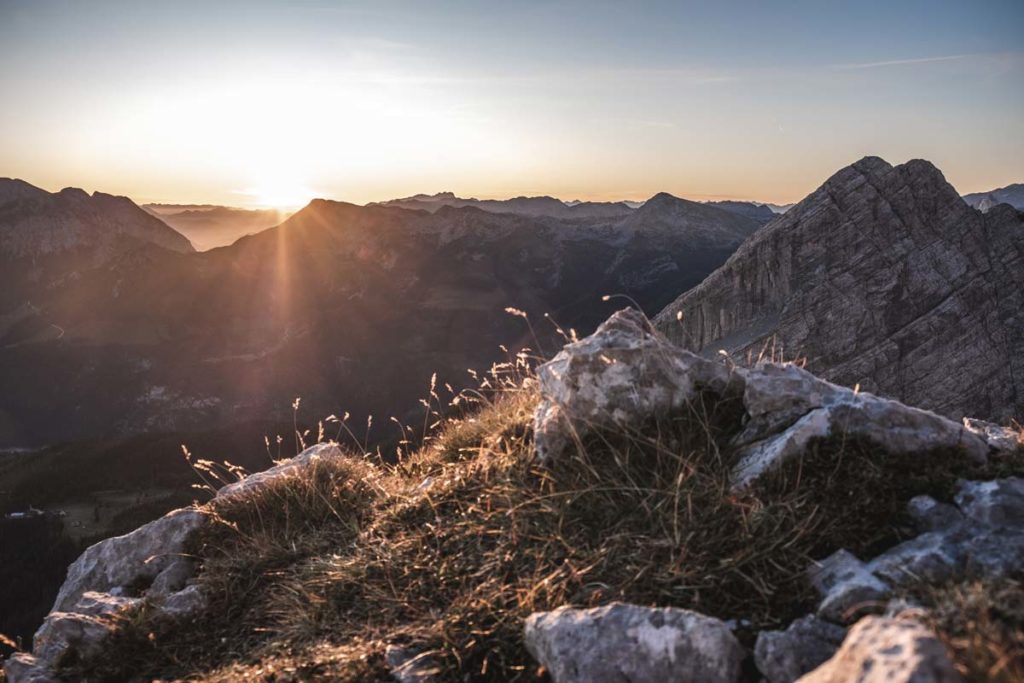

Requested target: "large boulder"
[
  {"left": 52, "top": 507, "right": 209, "bottom": 613},
  {"left": 533, "top": 308, "right": 738, "bottom": 464},
  {"left": 523, "top": 602, "right": 744, "bottom": 683},
  {"left": 797, "top": 616, "right": 962, "bottom": 682}
]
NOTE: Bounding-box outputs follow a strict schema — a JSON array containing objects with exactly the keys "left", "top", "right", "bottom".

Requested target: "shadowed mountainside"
[{"left": 0, "top": 192, "right": 759, "bottom": 448}]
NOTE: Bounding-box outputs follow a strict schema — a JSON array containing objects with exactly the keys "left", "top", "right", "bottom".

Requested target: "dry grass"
[{"left": 62, "top": 360, "right": 1024, "bottom": 682}]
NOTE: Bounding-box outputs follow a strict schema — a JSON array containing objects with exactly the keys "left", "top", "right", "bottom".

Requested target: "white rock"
[
  {"left": 32, "top": 592, "right": 139, "bottom": 670},
  {"left": 797, "top": 616, "right": 962, "bottom": 682},
  {"left": 524, "top": 602, "right": 744, "bottom": 683},
  {"left": 533, "top": 309, "right": 739, "bottom": 463},
  {"left": 532, "top": 309, "right": 989, "bottom": 490},
  {"left": 954, "top": 477, "right": 1024, "bottom": 528},
  {"left": 731, "top": 365, "right": 988, "bottom": 489},
  {"left": 216, "top": 442, "right": 346, "bottom": 500},
  {"left": 52, "top": 507, "right": 209, "bottom": 613}
]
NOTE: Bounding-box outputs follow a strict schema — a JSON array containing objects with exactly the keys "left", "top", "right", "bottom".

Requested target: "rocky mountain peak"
[
  {"left": 654, "top": 157, "right": 1024, "bottom": 423},
  {"left": 0, "top": 184, "right": 194, "bottom": 260}
]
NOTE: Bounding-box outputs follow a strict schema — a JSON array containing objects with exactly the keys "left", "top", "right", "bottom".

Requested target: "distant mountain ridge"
[
  {"left": 373, "top": 191, "right": 636, "bottom": 219},
  {"left": 962, "top": 183, "right": 1024, "bottom": 212},
  {"left": 0, "top": 180, "right": 193, "bottom": 259},
  {"left": 143, "top": 204, "right": 291, "bottom": 251},
  {"left": 0, "top": 189, "right": 758, "bottom": 447},
  {"left": 654, "top": 156, "right": 1024, "bottom": 422},
  {"left": 0, "top": 180, "right": 193, "bottom": 314}
]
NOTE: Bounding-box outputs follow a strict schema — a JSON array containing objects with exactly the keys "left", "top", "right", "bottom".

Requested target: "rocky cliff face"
[{"left": 654, "top": 157, "right": 1024, "bottom": 423}]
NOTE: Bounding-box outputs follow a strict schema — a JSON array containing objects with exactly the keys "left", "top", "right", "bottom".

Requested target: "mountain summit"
[
  {"left": 654, "top": 156, "right": 1024, "bottom": 422},
  {"left": 0, "top": 180, "right": 193, "bottom": 259}
]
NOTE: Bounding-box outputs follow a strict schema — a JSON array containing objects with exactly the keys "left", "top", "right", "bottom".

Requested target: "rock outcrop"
[
  {"left": 654, "top": 157, "right": 1024, "bottom": 424},
  {"left": 4, "top": 443, "right": 349, "bottom": 683},
  {"left": 804, "top": 476, "right": 1024, "bottom": 627},
  {"left": 524, "top": 602, "right": 744, "bottom": 683},
  {"left": 534, "top": 309, "right": 1000, "bottom": 488}
]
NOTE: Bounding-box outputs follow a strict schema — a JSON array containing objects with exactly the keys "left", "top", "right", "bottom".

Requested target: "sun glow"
[{"left": 238, "top": 177, "right": 317, "bottom": 210}]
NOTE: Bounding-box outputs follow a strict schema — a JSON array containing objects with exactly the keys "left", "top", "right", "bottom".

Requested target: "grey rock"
[
  {"left": 963, "top": 418, "right": 1022, "bottom": 453},
  {"left": 867, "top": 531, "right": 965, "bottom": 586},
  {"left": 730, "top": 363, "right": 986, "bottom": 488},
  {"left": 533, "top": 308, "right": 739, "bottom": 464},
  {"left": 157, "top": 584, "right": 206, "bottom": 619},
  {"left": 809, "top": 550, "right": 891, "bottom": 624},
  {"left": 907, "top": 496, "right": 963, "bottom": 532},
  {"left": 523, "top": 602, "right": 744, "bottom": 683},
  {"left": 655, "top": 157, "right": 1024, "bottom": 424},
  {"left": 32, "top": 592, "right": 139, "bottom": 671},
  {"left": 961, "top": 530, "right": 1024, "bottom": 579},
  {"left": 2, "top": 654, "right": 61, "bottom": 683},
  {"left": 797, "top": 616, "right": 963, "bottom": 682},
  {"left": 533, "top": 309, "right": 988, "bottom": 489},
  {"left": 52, "top": 507, "right": 210, "bottom": 613},
  {"left": 954, "top": 477, "right": 1024, "bottom": 528},
  {"left": 755, "top": 615, "right": 847, "bottom": 683}
]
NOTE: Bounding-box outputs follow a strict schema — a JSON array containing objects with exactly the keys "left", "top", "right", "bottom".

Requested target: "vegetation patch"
[{"left": 61, "top": 375, "right": 1024, "bottom": 682}]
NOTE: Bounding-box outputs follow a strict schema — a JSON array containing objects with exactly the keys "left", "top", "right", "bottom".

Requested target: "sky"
[{"left": 1, "top": 0, "right": 1023, "bottom": 208}]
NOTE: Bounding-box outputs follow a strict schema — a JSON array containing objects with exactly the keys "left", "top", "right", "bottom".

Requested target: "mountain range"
[
  {"left": 143, "top": 204, "right": 292, "bottom": 251},
  {"left": 962, "top": 182, "right": 1024, "bottom": 212},
  {"left": 0, "top": 187, "right": 760, "bottom": 449}
]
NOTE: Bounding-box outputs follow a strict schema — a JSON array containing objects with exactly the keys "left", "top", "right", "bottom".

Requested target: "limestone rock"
[
  {"left": 533, "top": 308, "right": 739, "bottom": 463},
  {"left": 954, "top": 477, "right": 1024, "bottom": 528},
  {"left": 2, "top": 654, "right": 61, "bottom": 683},
  {"left": 797, "top": 616, "right": 962, "bottom": 682},
  {"left": 534, "top": 309, "right": 989, "bottom": 489},
  {"left": 907, "top": 496, "right": 963, "bottom": 532},
  {"left": 808, "top": 550, "right": 891, "bottom": 624},
  {"left": 523, "top": 602, "right": 744, "bottom": 683},
  {"left": 157, "top": 584, "right": 206, "bottom": 619},
  {"left": 806, "top": 477, "right": 1024, "bottom": 626},
  {"left": 216, "top": 442, "right": 345, "bottom": 500},
  {"left": 53, "top": 507, "right": 209, "bottom": 613},
  {"left": 755, "top": 615, "right": 847, "bottom": 683},
  {"left": 33, "top": 592, "right": 139, "bottom": 666},
  {"left": 655, "top": 157, "right": 1024, "bottom": 424}
]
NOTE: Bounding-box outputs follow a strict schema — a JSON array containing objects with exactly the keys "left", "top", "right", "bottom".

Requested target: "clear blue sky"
[{"left": 2, "top": 0, "right": 1022, "bottom": 207}]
